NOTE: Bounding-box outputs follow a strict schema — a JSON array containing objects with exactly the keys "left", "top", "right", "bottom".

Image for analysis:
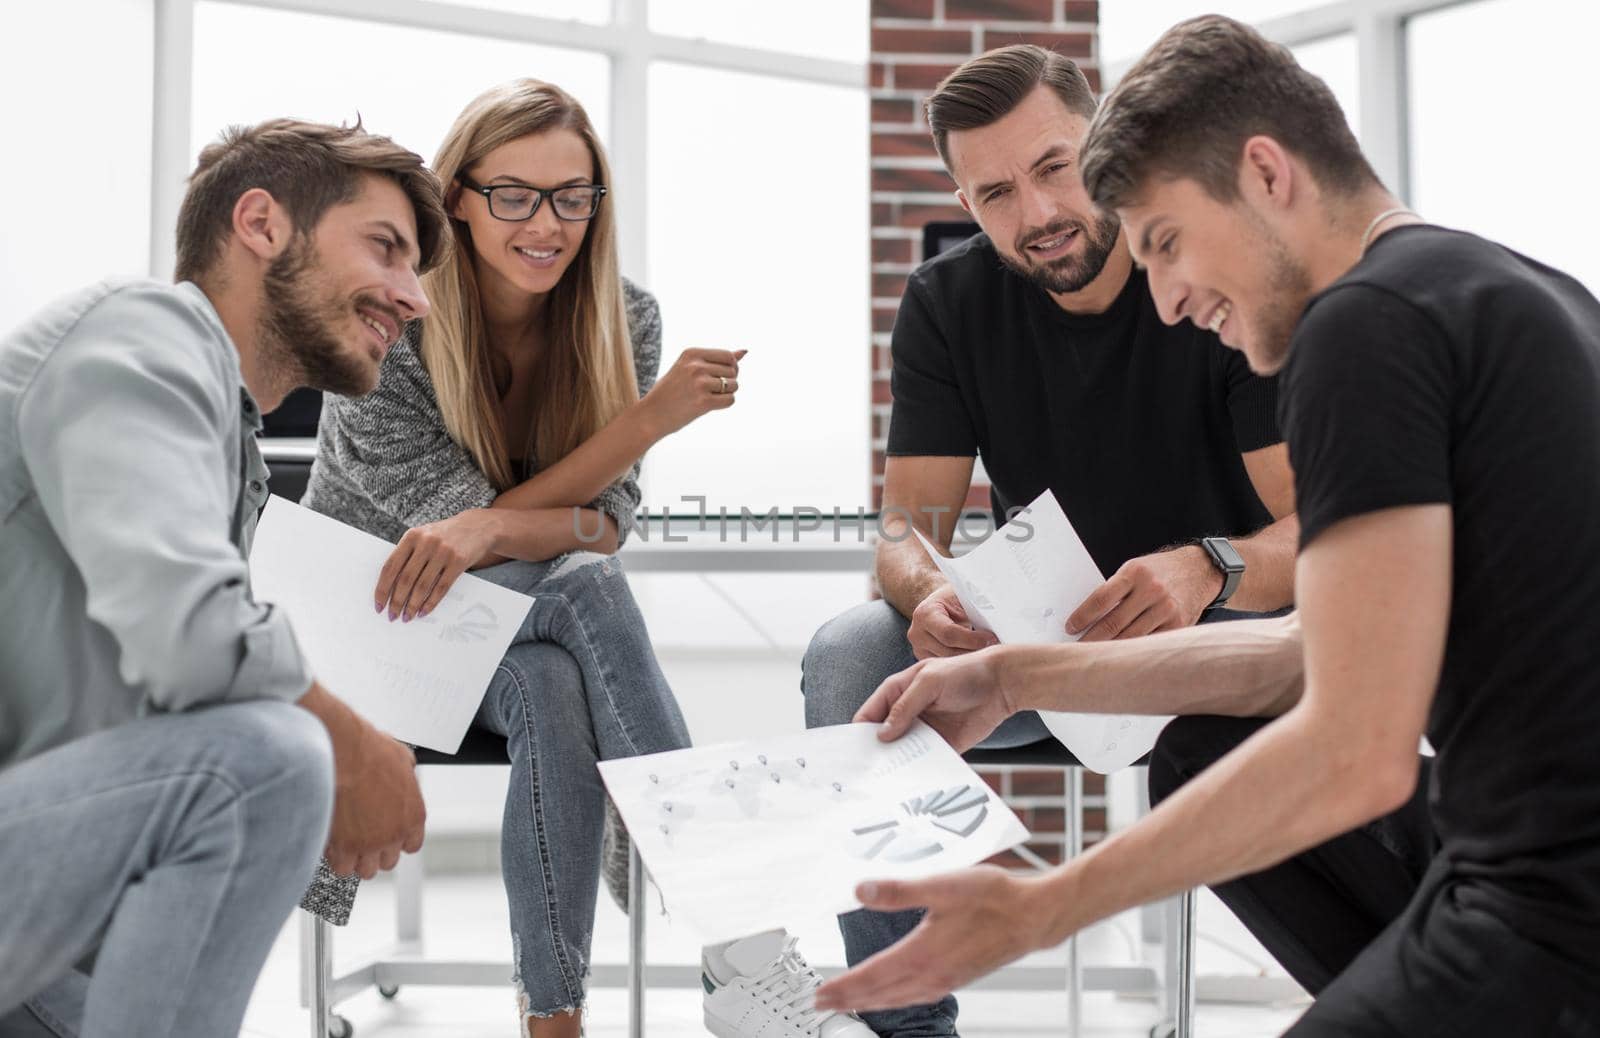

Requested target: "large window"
[
  {"left": 1292, "top": 33, "right": 1359, "bottom": 142},
  {"left": 643, "top": 62, "right": 869, "bottom": 513},
  {"left": 1099, "top": 0, "right": 1339, "bottom": 66},
  {"left": 1100, "top": 4, "right": 1359, "bottom": 144},
  {"left": 0, "top": 0, "right": 152, "bottom": 323},
  {"left": 650, "top": 0, "right": 869, "bottom": 64},
  {"left": 1408, "top": 0, "right": 1600, "bottom": 293},
  {"left": 191, "top": 2, "right": 611, "bottom": 177},
  {"left": 419, "top": 0, "right": 609, "bottom": 22}
]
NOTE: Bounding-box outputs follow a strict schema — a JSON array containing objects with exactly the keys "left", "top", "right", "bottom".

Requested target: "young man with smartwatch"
[{"left": 800, "top": 45, "right": 1296, "bottom": 1037}]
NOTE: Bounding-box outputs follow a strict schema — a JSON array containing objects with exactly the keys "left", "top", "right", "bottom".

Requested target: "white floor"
[{"left": 242, "top": 870, "right": 1309, "bottom": 1038}]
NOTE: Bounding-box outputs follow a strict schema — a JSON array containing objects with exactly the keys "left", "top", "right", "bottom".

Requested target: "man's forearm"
[
  {"left": 1036, "top": 701, "right": 1409, "bottom": 948},
  {"left": 999, "top": 612, "right": 1304, "bottom": 718},
  {"left": 874, "top": 528, "right": 949, "bottom": 619},
  {"left": 297, "top": 682, "right": 364, "bottom": 791},
  {"left": 1225, "top": 514, "right": 1298, "bottom": 612}
]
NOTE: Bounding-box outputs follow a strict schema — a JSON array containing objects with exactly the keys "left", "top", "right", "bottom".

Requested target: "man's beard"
[
  {"left": 259, "top": 236, "right": 383, "bottom": 398},
  {"left": 1000, "top": 210, "right": 1121, "bottom": 295}
]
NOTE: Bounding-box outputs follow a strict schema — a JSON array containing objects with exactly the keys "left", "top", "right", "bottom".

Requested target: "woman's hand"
[
  {"left": 375, "top": 509, "right": 503, "bottom": 621},
  {"left": 640, "top": 348, "right": 747, "bottom": 437}
]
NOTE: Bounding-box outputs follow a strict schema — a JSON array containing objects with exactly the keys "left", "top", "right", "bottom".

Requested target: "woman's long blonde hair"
[{"left": 422, "top": 79, "right": 636, "bottom": 491}]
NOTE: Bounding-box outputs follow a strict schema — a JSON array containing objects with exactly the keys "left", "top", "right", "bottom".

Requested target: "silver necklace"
[{"left": 1360, "top": 206, "right": 1418, "bottom": 253}]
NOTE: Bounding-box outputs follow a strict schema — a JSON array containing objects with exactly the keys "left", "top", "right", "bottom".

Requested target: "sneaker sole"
[{"left": 703, "top": 1007, "right": 745, "bottom": 1038}]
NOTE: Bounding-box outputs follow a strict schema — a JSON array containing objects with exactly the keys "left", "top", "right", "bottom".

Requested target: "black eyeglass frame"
[{"left": 456, "top": 174, "right": 607, "bottom": 222}]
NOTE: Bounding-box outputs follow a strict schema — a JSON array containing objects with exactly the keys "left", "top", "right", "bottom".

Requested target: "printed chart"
[{"left": 599, "top": 722, "right": 1030, "bottom": 943}]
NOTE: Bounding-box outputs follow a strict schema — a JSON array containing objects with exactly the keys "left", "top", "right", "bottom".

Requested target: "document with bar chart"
[{"left": 598, "top": 721, "right": 1030, "bottom": 943}]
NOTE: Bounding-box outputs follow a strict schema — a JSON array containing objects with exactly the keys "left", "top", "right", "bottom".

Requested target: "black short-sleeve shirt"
[
  {"left": 887, "top": 232, "right": 1280, "bottom": 576},
  {"left": 1281, "top": 224, "right": 1600, "bottom": 968}
]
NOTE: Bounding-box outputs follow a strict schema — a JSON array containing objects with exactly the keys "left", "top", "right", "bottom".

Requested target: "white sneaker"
[{"left": 702, "top": 929, "right": 876, "bottom": 1038}]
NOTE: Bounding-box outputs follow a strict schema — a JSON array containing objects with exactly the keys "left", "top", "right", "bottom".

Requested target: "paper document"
[
  {"left": 598, "top": 722, "right": 1030, "bottom": 943},
  {"left": 249, "top": 496, "right": 534, "bottom": 753},
  {"left": 914, "top": 490, "right": 1172, "bottom": 772}
]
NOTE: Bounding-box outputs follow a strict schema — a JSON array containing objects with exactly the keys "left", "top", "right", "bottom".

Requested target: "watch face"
[{"left": 1204, "top": 537, "right": 1246, "bottom": 573}]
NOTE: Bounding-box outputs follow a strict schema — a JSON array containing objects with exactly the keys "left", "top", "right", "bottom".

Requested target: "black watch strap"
[{"left": 1198, "top": 536, "right": 1245, "bottom": 610}]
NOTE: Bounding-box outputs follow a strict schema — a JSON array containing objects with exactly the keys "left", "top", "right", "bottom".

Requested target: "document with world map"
[{"left": 598, "top": 721, "right": 1030, "bottom": 943}]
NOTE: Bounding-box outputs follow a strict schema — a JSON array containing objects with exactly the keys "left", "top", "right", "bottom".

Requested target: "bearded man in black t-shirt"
[
  {"left": 800, "top": 43, "right": 1299, "bottom": 1038},
  {"left": 811, "top": 16, "right": 1600, "bottom": 1036}
]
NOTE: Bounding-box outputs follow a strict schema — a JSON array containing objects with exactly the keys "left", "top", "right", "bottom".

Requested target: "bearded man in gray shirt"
[{"left": 0, "top": 119, "right": 447, "bottom": 1038}]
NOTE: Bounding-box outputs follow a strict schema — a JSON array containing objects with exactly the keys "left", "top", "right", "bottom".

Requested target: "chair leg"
[
  {"left": 1175, "top": 889, "right": 1197, "bottom": 1038},
  {"left": 396, "top": 848, "right": 424, "bottom": 943},
  {"left": 627, "top": 842, "right": 646, "bottom": 1038},
  {"left": 1066, "top": 765, "right": 1083, "bottom": 1035},
  {"left": 311, "top": 914, "right": 333, "bottom": 1038}
]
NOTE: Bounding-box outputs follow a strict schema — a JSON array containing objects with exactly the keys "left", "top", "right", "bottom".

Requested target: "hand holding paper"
[
  {"left": 249, "top": 497, "right": 534, "bottom": 753},
  {"left": 1066, "top": 544, "right": 1220, "bottom": 641},
  {"left": 907, "top": 584, "right": 999, "bottom": 659},
  {"left": 912, "top": 490, "right": 1172, "bottom": 772}
]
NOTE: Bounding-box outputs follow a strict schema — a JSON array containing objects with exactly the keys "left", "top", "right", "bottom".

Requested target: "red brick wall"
[
  {"left": 869, "top": 0, "right": 1100, "bottom": 515},
  {"left": 869, "top": 1, "right": 1105, "bottom": 854}
]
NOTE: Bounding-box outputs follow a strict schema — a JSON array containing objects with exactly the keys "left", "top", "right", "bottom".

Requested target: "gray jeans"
[
  {"left": 0, "top": 701, "right": 334, "bottom": 1038},
  {"left": 801, "top": 599, "right": 1048, "bottom": 1037},
  {"left": 470, "top": 552, "right": 690, "bottom": 1018}
]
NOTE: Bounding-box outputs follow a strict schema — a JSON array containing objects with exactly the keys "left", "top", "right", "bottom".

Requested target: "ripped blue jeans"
[{"left": 470, "top": 552, "right": 689, "bottom": 1020}]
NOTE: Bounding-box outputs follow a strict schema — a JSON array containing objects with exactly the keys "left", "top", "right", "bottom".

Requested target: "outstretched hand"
[{"left": 813, "top": 867, "right": 1064, "bottom": 1014}]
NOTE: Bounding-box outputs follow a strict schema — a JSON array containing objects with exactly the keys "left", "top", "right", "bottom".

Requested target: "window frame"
[{"left": 149, "top": 0, "right": 865, "bottom": 285}]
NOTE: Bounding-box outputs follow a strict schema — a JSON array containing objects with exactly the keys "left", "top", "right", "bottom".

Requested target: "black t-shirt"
[
  {"left": 1281, "top": 224, "right": 1600, "bottom": 968},
  {"left": 887, "top": 233, "right": 1280, "bottom": 576}
]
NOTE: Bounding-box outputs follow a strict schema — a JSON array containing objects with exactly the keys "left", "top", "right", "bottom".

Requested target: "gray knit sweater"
[
  {"left": 296, "top": 277, "right": 660, "bottom": 924},
  {"left": 303, "top": 277, "right": 659, "bottom": 545}
]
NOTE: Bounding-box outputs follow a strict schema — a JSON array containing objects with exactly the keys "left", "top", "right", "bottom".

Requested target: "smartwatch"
[{"left": 1197, "top": 536, "right": 1245, "bottom": 611}]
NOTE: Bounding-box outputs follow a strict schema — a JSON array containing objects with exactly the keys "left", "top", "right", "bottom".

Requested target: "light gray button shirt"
[{"left": 0, "top": 279, "right": 313, "bottom": 768}]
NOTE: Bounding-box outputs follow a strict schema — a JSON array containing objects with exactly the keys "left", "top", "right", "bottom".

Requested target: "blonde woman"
[{"left": 302, "top": 81, "right": 866, "bottom": 1038}]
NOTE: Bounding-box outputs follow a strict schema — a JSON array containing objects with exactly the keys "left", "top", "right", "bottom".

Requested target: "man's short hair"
[
  {"left": 1081, "top": 15, "right": 1377, "bottom": 212},
  {"left": 174, "top": 118, "right": 448, "bottom": 283},
  {"left": 925, "top": 44, "right": 1099, "bottom": 170}
]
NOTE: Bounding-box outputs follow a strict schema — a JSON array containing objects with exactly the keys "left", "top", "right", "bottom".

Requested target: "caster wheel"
[
  {"left": 378, "top": 983, "right": 400, "bottom": 999},
  {"left": 329, "top": 1014, "right": 354, "bottom": 1038},
  {"left": 1150, "top": 1024, "right": 1177, "bottom": 1038}
]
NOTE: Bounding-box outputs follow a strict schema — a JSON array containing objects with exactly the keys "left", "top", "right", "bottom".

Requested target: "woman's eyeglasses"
[{"left": 456, "top": 174, "right": 606, "bottom": 222}]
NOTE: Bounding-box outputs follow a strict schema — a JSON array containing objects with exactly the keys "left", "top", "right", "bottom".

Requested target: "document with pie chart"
[
  {"left": 598, "top": 721, "right": 1030, "bottom": 943},
  {"left": 913, "top": 489, "right": 1174, "bottom": 773}
]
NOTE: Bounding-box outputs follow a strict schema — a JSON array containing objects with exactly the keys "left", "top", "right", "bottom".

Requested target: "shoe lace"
[{"left": 747, "top": 936, "right": 836, "bottom": 1032}]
